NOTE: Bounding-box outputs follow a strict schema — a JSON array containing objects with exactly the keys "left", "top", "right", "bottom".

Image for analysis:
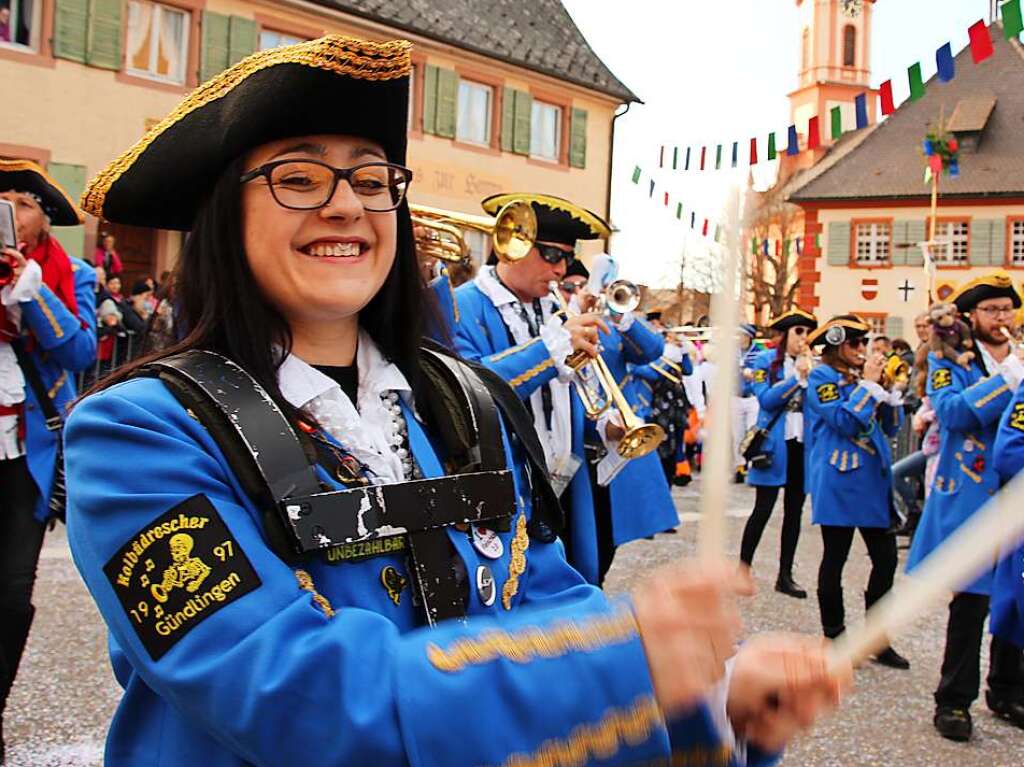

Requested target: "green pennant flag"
[
  {"left": 830, "top": 106, "right": 843, "bottom": 140},
  {"left": 751, "top": 237, "right": 758, "bottom": 255},
  {"left": 908, "top": 62, "right": 926, "bottom": 101},
  {"left": 767, "top": 132, "right": 777, "bottom": 160},
  {"left": 715, "top": 144, "right": 722, "bottom": 170},
  {"left": 714, "top": 225, "right": 722, "bottom": 243},
  {"left": 676, "top": 202, "right": 683, "bottom": 219},
  {"left": 815, "top": 233, "right": 822, "bottom": 249},
  {"left": 1004, "top": 0, "right": 1024, "bottom": 38},
  {"left": 632, "top": 166, "right": 642, "bottom": 184},
  {"left": 672, "top": 147, "right": 679, "bottom": 170},
  {"left": 783, "top": 239, "right": 791, "bottom": 256}
]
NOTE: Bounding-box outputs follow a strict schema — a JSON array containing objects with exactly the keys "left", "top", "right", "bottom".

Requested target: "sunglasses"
[
  {"left": 560, "top": 280, "right": 584, "bottom": 293},
  {"left": 537, "top": 243, "right": 577, "bottom": 266},
  {"left": 846, "top": 337, "right": 868, "bottom": 348}
]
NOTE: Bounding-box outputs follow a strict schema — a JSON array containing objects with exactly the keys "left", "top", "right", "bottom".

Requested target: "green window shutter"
[
  {"left": 884, "top": 316, "right": 904, "bottom": 339},
  {"left": 826, "top": 222, "right": 851, "bottom": 266},
  {"left": 569, "top": 108, "right": 587, "bottom": 169},
  {"left": 500, "top": 86, "right": 515, "bottom": 152},
  {"left": 991, "top": 217, "right": 1006, "bottom": 265},
  {"left": 434, "top": 68, "right": 457, "bottom": 139},
  {"left": 422, "top": 64, "right": 439, "bottom": 135},
  {"left": 46, "top": 163, "right": 88, "bottom": 260},
  {"left": 53, "top": 0, "right": 89, "bottom": 63},
  {"left": 905, "top": 220, "right": 926, "bottom": 266},
  {"left": 228, "top": 16, "right": 257, "bottom": 66},
  {"left": 891, "top": 221, "right": 908, "bottom": 266},
  {"left": 85, "top": 0, "right": 122, "bottom": 70},
  {"left": 199, "top": 11, "right": 230, "bottom": 83},
  {"left": 512, "top": 90, "right": 532, "bottom": 155},
  {"left": 969, "top": 219, "right": 993, "bottom": 266}
]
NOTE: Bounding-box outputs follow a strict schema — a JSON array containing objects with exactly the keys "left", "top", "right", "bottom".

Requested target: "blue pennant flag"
[
  {"left": 786, "top": 125, "right": 799, "bottom": 156},
  {"left": 731, "top": 142, "right": 738, "bottom": 168},
  {"left": 855, "top": 94, "right": 869, "bottom": 129},
  {"left": 649, "top": 179, "right": 655, "bottom": 198},
  {"left": 936, "top": 42, "right": 955, "bottom": 82},
  {"left": 690, "top": 212, "right": 696, "bottom": 229},
  {"left": 684, "top": 147, "right": 692, "bottom": 171}
]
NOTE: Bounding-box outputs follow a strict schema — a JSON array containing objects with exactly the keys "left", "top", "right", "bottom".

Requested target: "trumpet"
[
  {"left": 601, "top": 279, "right": 641, "bottom": 316},
  {"left": 880, "top": 352, "right": 910, "bottom": 390},
  {"left": 411, "top": 201, "right": 537, "bottom": 264},
  {"left": 549, "top": 282, "right": 665, "bottom": 459},
  {"left": 666, "top": 326, "right": 714, "bottom": 342}
]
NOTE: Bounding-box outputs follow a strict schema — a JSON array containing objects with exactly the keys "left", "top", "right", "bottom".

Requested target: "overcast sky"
[{"left": 560, "top": 0, "right": 1002, "bottom": 288}]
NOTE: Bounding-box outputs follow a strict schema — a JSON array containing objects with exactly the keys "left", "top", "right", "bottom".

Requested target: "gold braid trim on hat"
[
  {"left": 81, "top": 35, "right": 412, "bottom": 218},
  {"left": 0, "top": 159, "right": 85, "bottom": 223},
  {"left": 482, "top": 193, "right": 612, "bottom": 239}
]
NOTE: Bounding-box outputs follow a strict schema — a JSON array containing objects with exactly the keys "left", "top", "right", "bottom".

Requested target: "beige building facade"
[{"left": 0, "top": 0, "right": 633, "bottom": 281}]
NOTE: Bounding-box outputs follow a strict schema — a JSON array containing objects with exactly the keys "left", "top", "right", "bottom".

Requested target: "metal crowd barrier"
[{"left": 75, "top": 329, "right": 141, "bottom": 393}]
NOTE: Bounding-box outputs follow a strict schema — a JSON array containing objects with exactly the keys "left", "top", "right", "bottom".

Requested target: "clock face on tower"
[{"left": 841, "top": 0, "right": 863, "bottom": 18}]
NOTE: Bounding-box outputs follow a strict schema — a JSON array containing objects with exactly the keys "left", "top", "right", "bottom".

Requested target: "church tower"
[{"left": 788, "top": 0, "right": 877, "bottom": 167}]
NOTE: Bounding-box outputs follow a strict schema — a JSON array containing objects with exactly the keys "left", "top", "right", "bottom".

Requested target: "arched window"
[
  {"left": 843, "top": 25, "right": 857, "bottom": 67},
  {"left": 801, "top": 27, "right": 810, "bottom": 72}
]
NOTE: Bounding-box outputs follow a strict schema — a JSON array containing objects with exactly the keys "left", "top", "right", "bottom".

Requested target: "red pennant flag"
[
  {"left": 968, "top": 20, "right": 994, "bottom": 63},
  {"left": 700, "top": 146, "right": 707, "bottom": 170},
  {"left": 879, "top": 80, "right": 895, "bottom": 116},
  {"left": 775, "top": 239, "right": 782, "bottom": 257},
  {"left": 807, "top": 116, "right": 821, "bottom": 150},
  {"left": 702, "top": 218, "right": 709, "bottom": 236},
  {"left": 664, "top": 191, "right": 669, "bottom": 206},
  {"left": 749, "top": 137, "right": 758, "bottom": 165},
  {"left": 929, "top": 154, "right": 943, "bottom": 174}
]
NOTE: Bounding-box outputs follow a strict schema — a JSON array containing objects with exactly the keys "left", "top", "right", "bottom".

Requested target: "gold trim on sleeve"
[
  {"left": 972, "top": 383, "right": 1010, "bottom": 410},
  {"left": 509, "top": 358, "right": 555, "bottom": 389},
  {"left": 501, "top": 512, "right": 529, "bottom": 610},
  {"left": 34, "top": 294, "right": 65, "bottom": 339},
  {"left": 47, "top": 372, "right": 67, "bottom": 400}
]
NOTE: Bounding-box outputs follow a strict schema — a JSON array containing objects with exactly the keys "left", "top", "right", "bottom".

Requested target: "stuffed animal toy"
[{"left": 928, "top": 301, "right": 974, "bottom": 369}]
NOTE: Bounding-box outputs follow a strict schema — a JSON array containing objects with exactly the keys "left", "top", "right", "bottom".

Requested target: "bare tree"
[{"left": 745, "top": 185, "right": 801, "bottom": 323}]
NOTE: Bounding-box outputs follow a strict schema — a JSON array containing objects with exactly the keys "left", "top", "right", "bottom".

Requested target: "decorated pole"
[{"left": 922, "top": 116, "right": 959, "bottom": 303}]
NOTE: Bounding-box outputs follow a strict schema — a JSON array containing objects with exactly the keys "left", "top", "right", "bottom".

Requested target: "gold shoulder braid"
[
  {"left": 294, "top": 569, "right": 335, "bottom": 618},
  {"left": 80, "top": 35, "right": 411, "bottom": 217},
  {"left": 501, "top": 512, "right": 529, "bottom": 609}
]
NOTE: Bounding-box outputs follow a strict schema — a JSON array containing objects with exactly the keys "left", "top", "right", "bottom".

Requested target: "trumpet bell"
[
  {"left": 617, "top": 423, "right": 666, "bottom": 460},
  {"left": 410, "top": 202, "right": 536, "bottom": 264},
  {"left": 492, "top": 201, "right": 537, "bottom": 262},
  {"left": 605, "top": 279, "right": 640, "bottom": 315}
]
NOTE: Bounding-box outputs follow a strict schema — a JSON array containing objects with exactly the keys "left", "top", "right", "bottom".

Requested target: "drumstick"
[
  {"left": 828, "top": 467, "right": 1024, "bottom": 669},
  {"left": 698, "top": 188, "right": 744, "bottom": 559}
]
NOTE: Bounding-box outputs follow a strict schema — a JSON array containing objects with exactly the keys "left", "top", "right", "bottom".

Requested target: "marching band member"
[
  {"left": 908, "top": 273, "right": 1024, "bottom": 741},
  {"left": 62, "top": 36, "right": 845, "bottom": 766},
  {"left": 0, "top": 161, "right": 97, "bottom": 759},
  {"left": 454, "top": 193, "right": 611, "bottom": 584},
  {"left": 738, "top": 310, "right": 817, "bottom": 600},
  {"left": 733, "top": 323, "right": 761, "bottom": 484},
  {"left": 805, "top": 315, "right": 910, "bottom": 670}
]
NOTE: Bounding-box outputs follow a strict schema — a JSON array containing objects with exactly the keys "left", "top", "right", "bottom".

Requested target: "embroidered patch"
[
  {"left": 1010, "top": 403, "right": 1024, "bottom": 433},
  {"left": 380, "top": 565, "right": 407, "bottom": 605},
  {"left": 321, "top": 536, "right": 406, "bottom": 565},
  {"left": 931, "top": 368, "right": 953, "bottom": 390},
  {"left": 753, "top": 369, "right": 767, "bottom": 384},
  {"left": 102, "top": 495, "right": 260, "bottom": 660},
  {"left": 816, "top": 383, "right": 840, "bottom": 403}
]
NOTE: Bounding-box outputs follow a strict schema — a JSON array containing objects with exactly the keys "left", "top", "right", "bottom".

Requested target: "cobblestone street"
[{"left": 6, "top": 476, "right": 1024, "bottom": 766}]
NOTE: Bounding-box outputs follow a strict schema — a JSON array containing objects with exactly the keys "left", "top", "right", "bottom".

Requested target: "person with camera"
[
  {"left": 805, "top": 314, "right": 909, "bottom": 671},
  {"left": 907, "top": 273, "right": 1024, "bottom": 742},
  {"left": 738, "top": 310, "right": 817, "bottom": 599},
  {"left": 0, "top": 160, "right": 97, "bottom": 761}
]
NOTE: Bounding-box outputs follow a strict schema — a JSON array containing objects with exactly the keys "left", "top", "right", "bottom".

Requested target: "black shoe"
[
  {"left": 934, "top": 707, "right": 972, "bottom": 741},
  {"left": 733, "top": 470, "right": 745, "bottom": 484},
  {"left": 986, "top": 691, "right": 1024, "bottom": 729},
  {"left": 871, "top": 646, "right": 910, "bottom": 670},
  {"left": 673, "top": 475, "right": 692, "bottom": 487},
  {"left": 661, "top": 528, "right": 678, "bottom": 535},
  {"left": 774, "top": 573, "right": 807, "bottom": 599}
]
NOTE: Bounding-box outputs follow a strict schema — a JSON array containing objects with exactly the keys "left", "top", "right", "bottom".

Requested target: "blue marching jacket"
[
  {"left": 64, "top": 374, "right": 777, "bottom": 767},
  {"left": 454, "top": 281, "right": 600, "bottom": 584},
  {"left": 426, "top": 271, "right": 457, "bottom": 347},
  {"left": 907, "top": 353, "right": 1015, "bottom": 595},
  {"left": 598, "top": 319, "right": 680, "bottom": 544},
  {"left": 629, "top": 352, "right": 693, "bottom": 420},
  {"left": 745, "top": 349, "right": 807, "bottom": 489},
  {"left": 806, "top": 364, "right": 902, "bottom": 528},
  {"left": 18, "top": 254, "right": 97, "bottom": 521},
  {"left": 993, "top": 384, "right": 1024, "bottom": 647}
]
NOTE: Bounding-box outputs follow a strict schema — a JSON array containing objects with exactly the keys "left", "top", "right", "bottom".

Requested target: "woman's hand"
[
  {"left": 632, "top": 562, "right": 754, "bottom": 718},
  {"left": 794, "top": 353, "right": 812, "bottom": 381},
  {"left": 862, "top": 352, "right": 885, "bottom": 383},
  {"left": 726, "top": 634, "right": 852, "bottom": 753},
  {"left": 564, "top": 313, "right": 608, "bottom": 359}
]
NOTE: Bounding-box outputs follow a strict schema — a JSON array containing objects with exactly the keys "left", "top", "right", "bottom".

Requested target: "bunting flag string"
[{"left": 647, "top": 12, "right": 1020, "bottom": 175}]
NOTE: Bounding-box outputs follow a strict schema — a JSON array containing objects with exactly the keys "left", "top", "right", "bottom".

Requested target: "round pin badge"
[
  {"left": 962, "top": 439, "right": 974, "bottom": 453},
  {"left": 471, "top": 525, "right": 504, "bottom": 559},
  {"left": 476, "top": 565, "right": 496, "bottom": 607}
]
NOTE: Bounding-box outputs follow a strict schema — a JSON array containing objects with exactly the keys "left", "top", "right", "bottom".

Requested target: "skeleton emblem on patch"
[
  {"left": 380, "top": 565, "right": 408, "bottom": 605},
  {"left": 151, "top": 533, "right": 212, "bottom": 603}
]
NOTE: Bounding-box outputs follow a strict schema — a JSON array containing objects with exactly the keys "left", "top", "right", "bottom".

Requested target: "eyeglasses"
[
  {"left": 974, "top": 305, "right": 1016, "bottom": 317},
  {"left": 792, "top": 326, "right": 810, "bottom": 336},
  {"left": 846, "top": 338, "right": 868, "bottom": 348},
  {"left": 240, "top": 159, "right": 413, "bottom": 212},
  {"left": 537, "top": 243, "right": 577, "bottom": 266},
  {"left": 560, "top": 280, "right": 584, "bottom": 293}
]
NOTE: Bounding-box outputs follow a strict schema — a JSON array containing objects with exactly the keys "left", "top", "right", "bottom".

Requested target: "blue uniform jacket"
[
  {"left": 426, "top": 271, "right": 457, "bottom": 347},
  {"left": 745, "top": 349, "right": 807, "bottom": 489},
  {"left": 18, "top": 255, "right": 97, "bottom": 521},
  {"left": 64, "top": 376, "right": 776, "bottom": 767},
  {"left": 992, "top": 385, "right": 1024, "bottom": 647},
  {"left": 806, "top": 364, "right": 902, "bottom": 528},
  {"left": 907, "top": 354, "right": 1014, "bottom": 595},
  {"left": 599, "top": 319, "right": 680, "bottom": 544},
  {"left": 630, "top": 353, "right": 694, "bottom": 420},
  {"left": 454, "top": 281, "right": 599, "bottom": 584}
]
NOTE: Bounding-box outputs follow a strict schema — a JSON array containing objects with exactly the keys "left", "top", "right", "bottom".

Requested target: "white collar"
[{"left": 475, "top": 265, "right": 521, "bottom": 308}]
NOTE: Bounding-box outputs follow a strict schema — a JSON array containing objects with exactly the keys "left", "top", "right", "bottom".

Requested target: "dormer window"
[{"left": 948, "top": 95, "right": 997, "bottom": 152}]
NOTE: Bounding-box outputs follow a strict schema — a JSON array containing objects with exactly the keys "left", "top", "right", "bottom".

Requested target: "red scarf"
[{"left": 0, "top": 235, "right": 77, "bottom": 342}]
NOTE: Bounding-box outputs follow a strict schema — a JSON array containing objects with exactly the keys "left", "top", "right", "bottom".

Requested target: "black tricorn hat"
[
  {"left": 481, "top": 193, "right": 611, "bottom": 247},
  {"left": 0, "top": 160, "right": 84, "bottom": 226},
  {"left": 81, "top": 36, "right": 411, "bottom": 231},
  {"left": 950, "top": 272, "right": 1022, "bottom": 313},
  {"left": 564, "top": 259, "right": 590, "bottom": 279},
  {"left": 769, "top": 308, "right": 818, "bottom": 334},
  {"left": 807, "top": 314, "right": 870, "bottom": 348}
]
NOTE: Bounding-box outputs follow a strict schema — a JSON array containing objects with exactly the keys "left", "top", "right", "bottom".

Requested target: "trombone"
[
  {"left": 549, "top": 281, "right": 665, "bottom": 459},
  {"left": 411, "top": 201, "right": 537, "bottom": 264}
]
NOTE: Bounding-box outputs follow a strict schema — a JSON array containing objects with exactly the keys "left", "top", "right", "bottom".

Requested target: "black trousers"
[
  {"left": 817, "top": 524, "right": 897, "bottom": 637},
  {"left": 0, "top": 456, "right": 44, "bottom": 710},
  {"left": 558, "top": 459, "right": 615, "bottom": 587},
  {"left": 739, "top": 439, "right": 805, "bottom": 575},
  {"left": 935, "top": 591, "right": 1024, "bottom": 708}
]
